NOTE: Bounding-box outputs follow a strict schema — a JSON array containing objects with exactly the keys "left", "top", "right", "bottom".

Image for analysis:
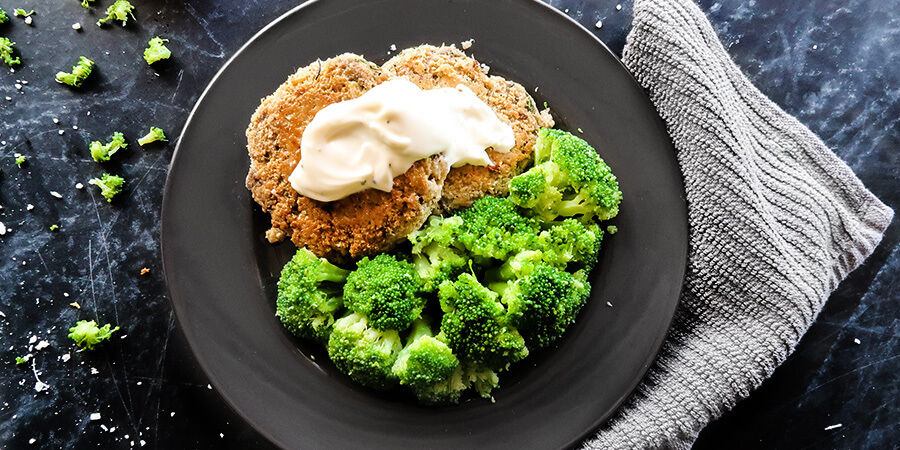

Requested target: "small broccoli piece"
[
  {"left": 276, "top": 247, "right": 350, "bottom": 343},
  {"left": 50, "top": 224, "right": 59, "bottom": 231},
  {"left": 501, "top": 264, "right": 590, "bottom": 350},
  {"left": 509, "top": 128, "right": 622, "bottom": 223},
  {"left": 392, "top": 318, "right": 459, "bottom": 388},
  {"left": 81, "top": 0, "right": 95, "bottom": 8},
  {"left": 55, "top": 56, "right": 94, "bottom": 87},
  {"left": 14, "top": 153, "right": 26, "bottom": 167},
  {"left": 14, "top": 9, "right": 34, "bottom": 17},
  {"left": 143, "top": 37, "right": 171, "bottom": 64},
  {"left": 408, "top": 216, "right": 468, "bottom": 293},
  {"left": 343, "top": 254, "right": 424, "bottom": 332},
  {"left": 454, "top": 196, "right": 541, "bottom": 262},
  {"left": 137, "top": 126, "right": 167, "bottom": 146},
  {"left": 15, "top": 355, "right": 29, "bottom": 364},
  {"left": 90, "top": 132, "right": 127, "bottom": 162},
  {"left": 606, "top": 225, "right": 618, "bottom": 235},
  {"left": 0, "top": 8, "right": 8, "bottom": 23},
  {"left": 411, "top": 363, "right": 500, "bottom": 404},
  {"left": 68, "top": 320, "right": 120, "bottom": 350},
  {"left": 536, "top": 219, "right": 604, "bottom": 270},
  {"left": 327, "top": 312, "right": 402, "bottom": 390},
  {"left": 0, "top": 38, "right": 21, "bottom": 67},
  {"left": 88, "top": 173, "right": 125, "bottom": 202},
  {"left": 438, "top": 273, "right": 528, "bottom": 371},
  {"left": 97, "top": 0, "right": 135, "bottom": 26}
]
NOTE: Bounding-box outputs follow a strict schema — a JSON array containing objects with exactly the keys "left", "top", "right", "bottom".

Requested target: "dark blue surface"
[{"left": 0, "top": 0, "right": 895, "bottom": 448}]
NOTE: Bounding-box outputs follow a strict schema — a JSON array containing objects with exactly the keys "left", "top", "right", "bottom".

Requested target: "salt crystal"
[
  {"left": 61, "top": 353, "right": 71, "bottom": 362},
  {"left": 91, "top": 367, "right": 99, "bottom": 375},
  {"left": 72, "top": 23, "right": 82, "bottom": 30},
  {"left": 35, "top": 340, "right": 49, "bottom": 350},
  {"left": 595, "top": 20, "right": 603, "bottom": 29},
  {"left": 824, "top": 423, "right": 842, "bottom": 431},
  {"left": 50, "top": 191, "right": 63, "bottom": 199},
  {"left": 616, "top": 4, "right": 622, "bottom": 10},
  {"left": 76, "top": 183, "right": 84, "bottom": 189},
  {"left": 90, "top": 412, "right": 101, "bottom": 421},
  {"left": 59, "top": 130, "right": 65, "bottom": 135},
  {"left": 854, "top": 338, "right": 861, "bottom": 345},
  {"left": 29, "top": 336, "right": 37, "bottom": 344},
  {"left": 26, "top": 204, "right": 34, "bottom": 210}
]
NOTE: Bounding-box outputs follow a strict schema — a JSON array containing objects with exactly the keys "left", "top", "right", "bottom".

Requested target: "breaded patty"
[
  {"left": 246, "top": 54, "right": 450, "bottom": 263},
  {"left": 383, "top": 45, "right": 553, "bottom": 212}
]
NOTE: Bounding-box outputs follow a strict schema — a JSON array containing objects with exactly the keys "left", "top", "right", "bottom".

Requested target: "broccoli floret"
[
  {"left": 137, "top": 126, "right": 167, "bottom": 146},
  {"left": 536, "top": 219, "right": 604, "bottom": 270},
  {"left": 343, "top": 254, "right": 424, "bottom": 332},
  {"left": 0, "top": 8, "right": 8, "bottom": 23},
  {"left": 327, "top": 312, "right": 402, "bottom": 390},
  {"left": 81, "top": 0, "right": 95, "bottom": 8},
  {"left": 501, "top": 265, "right": 590, "bottom": 350},
  {"left": 68, "top": 320, "right": 120, "bottom": 350},
  {"left": 90, "top": 132, "right": 127, "bottom": 162},
  {"left": 276, "top": 247, "right": 350, "bottom": 343},
  {"left": 392, "top": 318, "right": 459, "bottom": 388},
  {"left": 411, "top": 363, "right": 500, "bottom": 404},
  {"left": 606, "top": 225, "right": 618, "bottom": 235},
  {"left": 454, "top": 196, "right": 541, "bottom": 262},
  {"left": 97, "top": 0, "right": 135, "bottom": 26},
  {"left": 408, "top": 216, "right": 469, "bottom": 292},
  {"left": 15, "top": 355, "right": 30, "bottom": 364},
  {"left": 0, "top": 38, "right": 20, "bottom": 67},
  {"left": 55, "top": 56, "right": 94, "bottom": 87},
  {"left": 438, "top": 273, "right": 528, "bottom": 371},
  {"left": 509, "top": 128, "right": 622, "bottom": 223},
  {"left": 88, "top": 173, "right": 125, "bottom": 202},
  {"left": 143, "top": 37, "right": 171, "bottom": 64},
  {"left": 14, "top": 153, "right": 26, "bottom": 167}
]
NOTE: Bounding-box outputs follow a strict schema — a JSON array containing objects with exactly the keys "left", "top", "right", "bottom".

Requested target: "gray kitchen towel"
[{"left": 583, "top": 0, "right": 895, "bottom": 448}]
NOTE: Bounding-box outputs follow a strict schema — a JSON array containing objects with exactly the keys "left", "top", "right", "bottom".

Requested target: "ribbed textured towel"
[{"left": 582, "top": 0, "right": 895, "bottom": 448}]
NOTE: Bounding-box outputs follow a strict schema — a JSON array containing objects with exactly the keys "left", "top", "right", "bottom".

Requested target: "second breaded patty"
[{"left": 383, "top": 45, "right": 554, "bottom": 213}]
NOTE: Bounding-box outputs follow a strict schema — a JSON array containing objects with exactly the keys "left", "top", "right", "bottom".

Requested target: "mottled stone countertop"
[{"left": 0, "top": 0, "right": 896, "bottom": 448}]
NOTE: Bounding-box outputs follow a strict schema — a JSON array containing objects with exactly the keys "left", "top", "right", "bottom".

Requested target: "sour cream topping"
[{"left": 289, "top": 78, "right": 515, "bottom": 202}]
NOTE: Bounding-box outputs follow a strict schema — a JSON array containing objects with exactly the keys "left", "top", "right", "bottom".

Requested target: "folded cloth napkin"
[{"left": 583, "top": 0, "right": 895, "bottom": 448}]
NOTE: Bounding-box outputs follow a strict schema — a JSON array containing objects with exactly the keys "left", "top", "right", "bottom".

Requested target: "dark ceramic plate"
[{"left": 161, "top": 0, "right": 687, "bottom": 448}]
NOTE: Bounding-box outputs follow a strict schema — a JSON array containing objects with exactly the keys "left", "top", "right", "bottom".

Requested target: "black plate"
[{"left": 161, "top": 0, "right": 687, "bottom": 448}]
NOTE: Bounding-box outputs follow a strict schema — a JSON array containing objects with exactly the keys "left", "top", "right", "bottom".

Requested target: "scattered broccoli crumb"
[
  {"left": 88, "top": 173, "right": 125, "bottom": 202},
  {"left": 97, "top": 0, "right": 135, "bottom": 26},
  {"left": 606, "top": 225, "right": 618, "bottom": 234},
  {"left": 140, "top": 267, "right": 150, "bottom": 275},
  {"left": 50, "top": 224, "right": 59, "bottom": 231},
  {"left": 15, "top": 355, "right": 29, "bottom": 364},
  {"left": 80, "top": 0, "right": 95, "bottom": 8},
  {"left": 577, "top": 127, "right": 584, "bottom": 133},
  {"left": 68, "top": 320, "right": 120, "bottom": 350},
  {"left": 14, "top": 154, "right": 26, "bottom": 167},
  {"left": 69, "top": 302, "right": 81, "bottom": 309},
  {"left": 14, "top": 9, "right": 34, "bottom": 17},
  {"left": 89, "top": 132, "right": 127, "bottom": 162},
  {"left": 143, "top": 37, "right": 171, "bottom": 65},
  {"left": 56, "top": 56, "right": 94, "bottom": 87},
  {"left": 0, "top": 8, "right": 8, "bottom": 23},
  {"left": 137, "top": 126, "right": 166, "bottom": 146},
  {"left": 0, "top": 38, "right": 21, "bottom": 67}
]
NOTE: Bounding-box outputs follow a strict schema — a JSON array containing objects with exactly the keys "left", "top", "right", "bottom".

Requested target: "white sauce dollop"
[{"left": 289, "top": 78, "right": 515, "bottom": 202}]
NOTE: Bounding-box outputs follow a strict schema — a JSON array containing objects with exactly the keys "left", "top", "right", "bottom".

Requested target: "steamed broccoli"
[
  {"left": 0, "top": 38, "right": 20, "bottom": 67},
  {"left": 408, "top": 216, "right": 468, "bottom": 293},
  {"left": 453, "top": 196, "right": 541, "bottom": 262},
  {"left": 88, "top": 173, "right": 125, "bottom": 202},
  {"left": 68, "top": 320, "right": 119, "bottom": 350},
  {"left": 90, "top": 132, "right": 127, "bottom": 162},
  {"left": 438, "top": 273, "right": 528, "bottom": 371},
  {"left": 412, "top": 363, "right": 500, "bottom": 404},
  {"left": 276, "top": 248, "right": 350, "bottom": 343},
  {"left": 391, "top": 318, "right": 459, "bottom": 388},
  {"left": 137, "top": 126, "right": 167, "bottom": 146},
  {"left": 143, "top": 37, "right": 171, "bottom": 64},
  {"left": 327, "top": 312, "right": 402, "bottom": 389},
  {"left": 97, "top": 0, "right": 135, "bottom": 26},
  {"left": 501, "top": 264, "right": 590, "bottom": 350},
  {"left": 536, "top": 218, "right": 604, "bottom": 270},
  {"left": 509, "top": 128, "right": 622, "bottom": 223},
  {"left": 343, "top": 254, "right": 424, "bottom": 332},
  {"left": 55, "top": 56, "right": 93, "bottom": 87},
  {"left": 0, "top": 8, "right": 8, "bottom": 23}
]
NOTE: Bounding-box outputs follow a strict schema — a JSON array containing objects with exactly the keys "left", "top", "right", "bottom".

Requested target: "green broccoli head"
[
  {"left": 88, "top": 173, "right": 125, "bottom": 202},
  {"left": 454, "top": 196, "right": 541, "bottom": 262},
  {"left": 343, "top": 254, "right": 424, "bottom": 332},
  {"left": 536, "top": 219, "right": 604, "bottom": 270},
  {"left": 509, "top": 128, "right": 622, "bottom": 223},
  {"left": 502, "top": 264, "right": 590, "bottom": 350},
  {"left": 68, "top": 320, "right": 120, "bottom": 350},
  {"left": 327, "top": 312, "right": 402, "bottom": 390},
  {"left": 143, "top": 37, "right": 171, "bottom": 65},
  {"left": 97, "top": 0, "right": 135, "bottom": 26},
  {"left": 276, "top": 248, "right": 349, "bottom": 343},
  {"left": 137, "top": 127, "right": 167, "bottom": 146},
  {"left": 392, "top": 318, "right": 459, "bottom": 388},
  {"left": 438, "top": 273, "right": 528, "bottom": 371},
  {"left": 0, "top": 38, "right": 21, "bottom": 67},
  {"left": 90, "top": 132, "right": 127, "bottom": 162},
  {"left": 56, "top": 56, "right": 94, "bottom": 87},
  {"left": 409, "top": 216, "right": 469, "bottom": 293}
]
